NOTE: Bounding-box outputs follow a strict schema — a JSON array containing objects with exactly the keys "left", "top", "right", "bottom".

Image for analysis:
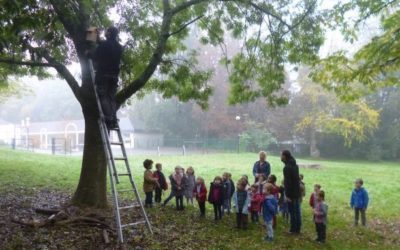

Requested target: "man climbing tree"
[{"left": 90, "top": 27, "right": 123, "bottom": 129}]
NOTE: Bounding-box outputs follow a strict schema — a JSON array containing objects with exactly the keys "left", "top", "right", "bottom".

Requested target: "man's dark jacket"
[
  {"left": 283, "top": 157, "right": 301, "bottom": 200},
  {"left": 94, "top": 39, "right": 122, "bottom": 75}
]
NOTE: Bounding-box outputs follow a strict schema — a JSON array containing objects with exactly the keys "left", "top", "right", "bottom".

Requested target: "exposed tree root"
[
  {"left": 34, "top": 207, "right": 61, "bottom": 215},
  {"left": 12, "top": 205, "right": 115, "bottom": 232}
]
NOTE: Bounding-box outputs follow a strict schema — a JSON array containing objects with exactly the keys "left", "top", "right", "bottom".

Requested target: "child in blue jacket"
[
  {"left": 350, "top": 178, "right": 369, "bottom": 226},
  {"left": 262, "top": 183, "right": 278, "bottom": 242},
  {"left": 233, "top": 180, "right": 250, "bottom": 229}
]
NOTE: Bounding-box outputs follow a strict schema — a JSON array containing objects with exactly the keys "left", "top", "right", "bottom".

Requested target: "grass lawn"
[{"left": 0, "top": 147, "right": 399, "bottom": 249}]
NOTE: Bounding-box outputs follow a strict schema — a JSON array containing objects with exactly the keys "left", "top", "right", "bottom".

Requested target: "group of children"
[{"left": 143, "top": 159, "right": 369, "bottom": 244}]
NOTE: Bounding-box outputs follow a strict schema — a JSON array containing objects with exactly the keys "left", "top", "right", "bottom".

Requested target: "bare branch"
[
  {"left": 41, "top": 53, "right": 82, "bottom": 101},
  {"left": 0, "top": 53, "right": 81, "bottom": 101},
  {"left": 22, "top": 43, "right": 82, "bottom": 101},
  {"left": 0, "top": 58, "right": 55, "bottom": 67},
  {"left": 168, "top": 15, "right": 204, "bottom": 37}
]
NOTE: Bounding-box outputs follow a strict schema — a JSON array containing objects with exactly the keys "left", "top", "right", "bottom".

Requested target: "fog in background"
[{"left": 0, "top": 10, "right": 398, "bottom": 160}]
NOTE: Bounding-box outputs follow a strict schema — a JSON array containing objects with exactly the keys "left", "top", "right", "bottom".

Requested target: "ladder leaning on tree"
[{"left": 88, "top": 59, "right": 153, "bottom": 243}]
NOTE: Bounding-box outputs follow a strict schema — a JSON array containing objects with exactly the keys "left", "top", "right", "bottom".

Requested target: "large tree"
[{"left": 0, "top": 0, "right": 324, "bottom": 208}]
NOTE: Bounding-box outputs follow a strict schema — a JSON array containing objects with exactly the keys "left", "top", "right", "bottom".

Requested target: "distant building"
[
  {"left": 0, "top": 119, "right": 14, "bottom": 145},
  {"left": 0, "top": 118, "right": 164, "bottom": 151}
]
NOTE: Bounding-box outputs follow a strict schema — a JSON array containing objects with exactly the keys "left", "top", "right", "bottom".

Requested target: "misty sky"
[{"left": 0, "top": 1, "right": 383, "bottom": 124}]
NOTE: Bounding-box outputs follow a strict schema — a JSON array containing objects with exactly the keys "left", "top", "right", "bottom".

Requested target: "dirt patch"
[
  {"left": 0, "top": 188, "right": 151, "bottom": 249},
  {"left": 298, "top": 163, "right": 322, "bottom": 169},
  {"left": 368, "top": 218, "right": 400, "bottom": 245}
]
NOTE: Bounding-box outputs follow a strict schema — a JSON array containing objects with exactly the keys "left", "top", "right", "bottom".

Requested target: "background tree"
[
  {"left": 240, "top": 120, "right": 277, "bottom": 152},
  {"left": 294, "top": 68, "right": 380, "bottom": 156},
  {"left": 0, "top": 0, "right": 324, "bottom": 208}
]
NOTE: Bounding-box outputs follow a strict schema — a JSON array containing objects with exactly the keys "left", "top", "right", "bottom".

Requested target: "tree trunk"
[
  {"left": 72, "top": 112, "right": 108, "bottom": 208},
  {"left": 310, "top": 129, "right": 320, "bottom": 158},
  {"left": 71, "top": 72, "right": 108, "bottom": 208}
]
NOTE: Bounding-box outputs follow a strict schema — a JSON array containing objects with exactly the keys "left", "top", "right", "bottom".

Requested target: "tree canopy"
[
  {"left": 311, "top": 0, "right": 400, "bottom": 101},
  {"left": 0, "top": 0, "right": 325, "bottom": 109}
]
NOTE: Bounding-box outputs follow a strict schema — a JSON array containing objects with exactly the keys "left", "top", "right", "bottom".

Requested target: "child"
[
  {"left": 241, "top": 175, "right": 251, "bottom": 191},
  {"left": 278, "top": 180, "right": 289, "bottom": 223},
  {"left": 193, "top": 177, "right": 207, "bottom": 217},
  {"left": 256, "top": 174, "right": 267, "bottom": 194},
  {"left": 249, "top": 184, "right": 263, "bottom": 224},
  {"left": 185, "top": 166, "right": 196, "bottom": 206},
  {"left": 262, "top": 183, "right": 278, "bottom": 242},
  {"left": 143, "top": 159, "right": 159, "bottom": 208},
  {"left": 162, "top": 184, "right": 175, "bottom": 207},
  {"left": 267, "top": 174, "right": 280, "bottom": 228},
  {"left": 350, "top": 178, "right": 369, "bottom": 226},
  {"left": 153, "top": 163, "right": 168, "bottom": 204},
  {"left": 208, "top": 176, "right": 225, "bottom": 220},
  {"left": 228, "top": 173, "right": 235, "bottom": 210},
  {"left": 309, "top": 184, "right": 321, "bottom": 209},
  {"left": 314, "top": 190, "right": 328, "bottom": 244},
  {"left": 299, "top": 174, "right": 306, "bottom": 201},
  {"left": 233, "top": 180, "right": 250, "bottom": 229},
  {"left": 222, "top": 172, "right": 233, "bottom": 214},
  {"left": 170, "top": 166, "right": 187, "bottom": 210}
]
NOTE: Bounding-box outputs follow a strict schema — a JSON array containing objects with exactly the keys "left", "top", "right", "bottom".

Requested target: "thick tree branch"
[
  {"left": 0, "top": 54, "right": 81, "bottom": 101},
  {"left": 170, "top": 0, "right": 208, "bottom": 15},
  {"left": 168, "top": 15, "right": 204, "bottom": 37},
  {"left": 354, "top": 0, "right": 398, "bottom": 27},
  {"left": 49, "top": 0, "right": 78, "bottom": 39},
  {"left": 282, "top": 0, "right": 317, "bottom": 37},
  {"left": 116, "top": 0, "right": 316, "bottom": 106},
  {"left": 247, "top": 1, "right": 291, "bottom": 29},
  {"left": 41, "top": 53, "right": 82, "bottom": 101},
  {"left": 116, "top": 0, "right": 173, "bottom": 105},
  {"left": 0, "top": 58, "right": 55, "bottom": 67},
  {"left": 171, "top": 0, "right": 292, "bottom": 29}
]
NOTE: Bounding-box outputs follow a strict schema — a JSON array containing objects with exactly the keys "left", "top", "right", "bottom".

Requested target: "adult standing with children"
[
  {"left": 281, "top": 150, "right": 302, "bottom": 234},
  {"left": 253, "top": 151, "right": 271, "bottom": 182}
]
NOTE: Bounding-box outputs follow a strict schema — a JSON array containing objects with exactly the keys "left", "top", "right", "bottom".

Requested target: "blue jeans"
[
  {"left": 223, "top": 198, "right": 231, "bottom": 214},
  {"left": 288, "top": 198, "right": 302, "bottom": 233},
  {"left": 265, "top": 220, "right": 273, "bottom": 238}
]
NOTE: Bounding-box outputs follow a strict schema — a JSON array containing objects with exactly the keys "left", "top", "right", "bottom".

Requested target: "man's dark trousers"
[
  {"left": 288, "top": 198, "right": 302, "bottom": 233},
  {"left": 95, "top": 74, "right": 118, "bottom": 126}
]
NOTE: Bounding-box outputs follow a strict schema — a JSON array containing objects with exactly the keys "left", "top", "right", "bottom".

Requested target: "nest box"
[{"left": 86, "top": 27, "right": 98, "bottom": 42}]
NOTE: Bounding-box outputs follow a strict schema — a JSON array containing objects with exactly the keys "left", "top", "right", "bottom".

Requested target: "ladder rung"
[
  {"left": 118, "top": 189, "right": 134, "bottom": 193},
  {"left": 119, "top": 204, "right": 140, "bottom": 210},
  {"left": 114, "top": 157, "right": 127, "bottom": 161},
  {"left": 121, "top": 220, "right": 145, "bottom": 228},
  {"left": 116, "top": 173, "right": 131, "bottom": 176},
  {"left": 109, "top": 127, "right": 120, "bottom": 131},
  {"left": 110, "top": 142, "right": 123, "bottom": 146}
]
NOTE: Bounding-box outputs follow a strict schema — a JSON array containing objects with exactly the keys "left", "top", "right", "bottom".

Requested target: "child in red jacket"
[
  {"left": 193, "top": 177, "right": 207, "bottom": 217},
  {"left": 309, "top": 184, "right": 321, "bottom": 208},
  {"left": 249, "top": 184, "right": 264, "bottom": 223}
]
